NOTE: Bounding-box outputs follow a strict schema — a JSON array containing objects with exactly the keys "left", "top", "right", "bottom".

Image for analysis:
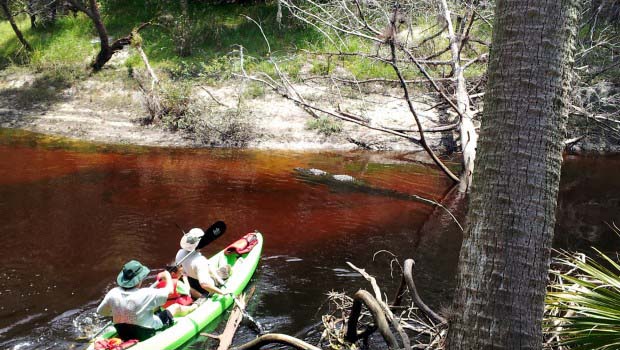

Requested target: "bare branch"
[{"left": 233, "top": 333, "right": 322, "bottom": 350}]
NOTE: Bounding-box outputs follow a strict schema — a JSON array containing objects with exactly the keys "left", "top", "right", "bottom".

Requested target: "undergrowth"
[{"left": 306, "top": 116, "right": 343, "bottom": 137}]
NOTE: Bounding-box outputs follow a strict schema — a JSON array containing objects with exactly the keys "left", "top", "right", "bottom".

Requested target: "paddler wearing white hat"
[{"left": 175, "top": 228, "right": 229, "bottom": 298}]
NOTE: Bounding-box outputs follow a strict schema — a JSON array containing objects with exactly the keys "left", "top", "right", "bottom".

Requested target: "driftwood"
[
  {"left": 200, "top": 287, "right": 258, "bottom": 350},
  {"left": 233, "top": 333, "right": 322, "bottom": 350},
  {"left": 217, "top": 291, "right": 250, "bottom": 350}
]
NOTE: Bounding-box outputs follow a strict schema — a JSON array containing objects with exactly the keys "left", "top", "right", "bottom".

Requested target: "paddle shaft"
[{"left": 89, "top": 321, "right": 112, "bottom": 342}]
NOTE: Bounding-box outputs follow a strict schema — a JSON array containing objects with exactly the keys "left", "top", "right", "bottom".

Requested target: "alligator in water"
[{"left": 293, "top": 167, "right": 438, "bottom": 206}]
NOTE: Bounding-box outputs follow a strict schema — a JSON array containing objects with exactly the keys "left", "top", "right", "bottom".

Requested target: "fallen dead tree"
[{"left": 231, "top": 258, "right": 447, "bottom": 350}]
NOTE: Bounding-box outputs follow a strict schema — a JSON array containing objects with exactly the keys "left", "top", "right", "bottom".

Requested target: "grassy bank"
[
  {"left": 0, "top": 1, "right": 317, "bottom": 71},
  {"left": 1, "top": 0, "right": 481, "bottom": 83}
]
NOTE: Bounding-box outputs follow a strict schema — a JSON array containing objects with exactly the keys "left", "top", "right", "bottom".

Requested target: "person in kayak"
[
  {"left": 175, "top": 228, "right": 228, "bottom": 298},
  {"left": 155, "top": 264, "right": 197, "bottom": 316},
  {"left": 96, "top": 260, "right": 174, "bottom": 341}
]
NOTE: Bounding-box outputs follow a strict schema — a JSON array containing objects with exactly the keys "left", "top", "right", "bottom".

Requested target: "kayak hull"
[{"left": 87, "top": 232, "right": 263, "bottom": 350}]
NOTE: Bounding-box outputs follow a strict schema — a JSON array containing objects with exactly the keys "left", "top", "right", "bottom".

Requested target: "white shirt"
[
  {"left": 175, "top": 249, "right": 212, "bottom": 284},
  {"left": 97, "top": 287, "right": 169, "bottom": 329}
]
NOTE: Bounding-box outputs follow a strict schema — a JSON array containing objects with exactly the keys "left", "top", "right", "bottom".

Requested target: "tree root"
[
  {"left": 345, "top": 289, "right": 399, "bottom": 349},
  {"left": 232, "top": 333, "right": 322, "bottom": 350},
  {"left": 402, "top": 259, "right": 447, "bottom": 325}
]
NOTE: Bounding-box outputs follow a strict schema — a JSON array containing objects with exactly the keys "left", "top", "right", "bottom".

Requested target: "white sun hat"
[{"left": 180, "top": 228, "right": 205, "bottom": 251}]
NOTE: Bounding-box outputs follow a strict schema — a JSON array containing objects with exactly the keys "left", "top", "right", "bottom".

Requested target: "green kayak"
[{"left": 87, "top": 231, "right": 263, "bottom": 350}]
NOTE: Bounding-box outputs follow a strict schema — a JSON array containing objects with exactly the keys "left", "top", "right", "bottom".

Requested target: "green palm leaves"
[{"left": 545, "top": 248, "right": 620, "bottom": 349}]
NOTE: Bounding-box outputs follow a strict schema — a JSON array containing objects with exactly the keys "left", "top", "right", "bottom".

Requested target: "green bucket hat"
[{"left": 117, "top": 260, "right": 150, "bottom": 288}]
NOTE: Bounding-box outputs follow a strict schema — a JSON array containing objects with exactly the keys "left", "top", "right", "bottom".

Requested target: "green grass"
[
  {"left": 0, "top": 15, "right": 96, "bottom": 68},
  {"left": 0, "top": 0, "right": 420, "bottom": 81},
  {"left": 306, "top": 116, "right": 343, "bottom": 137},
  {"left": 1, "top": 1, "right": 322, "bottom": 74},
  {"left": 1, "top": 0, "right": 493, "bottom": 84}
]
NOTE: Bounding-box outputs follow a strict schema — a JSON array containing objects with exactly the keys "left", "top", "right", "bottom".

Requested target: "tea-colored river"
[{"left": 0, "top": 129, "right": 618, "bottom": 349}]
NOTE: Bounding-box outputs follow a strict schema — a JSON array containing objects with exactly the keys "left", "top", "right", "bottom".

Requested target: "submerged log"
[
  {"left": 201, "top": 287, "right": 257, "bottom": 350},
  {"left": 216, "top": 292, "right": 250, "bottom": 350}
]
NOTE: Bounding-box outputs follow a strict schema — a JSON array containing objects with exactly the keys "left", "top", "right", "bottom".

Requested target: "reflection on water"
[{"left": 0, "top": 129, "right": 618, "bottom": 349}]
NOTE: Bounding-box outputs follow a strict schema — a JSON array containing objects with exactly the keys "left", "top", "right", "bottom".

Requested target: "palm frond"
[{"left": 545, "top": 248, "right": 620, "bottom": 349}]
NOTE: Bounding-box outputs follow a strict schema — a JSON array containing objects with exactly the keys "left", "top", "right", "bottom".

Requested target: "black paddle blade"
[{"left": 197, "top": 220, "right": 226, "bottom": 249}]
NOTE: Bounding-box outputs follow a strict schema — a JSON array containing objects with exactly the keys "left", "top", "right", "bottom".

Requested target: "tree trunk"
[
  {"left": 87, "top": 0, "right": 113, "bottom": 70},
  {"left": 28, "top": 0, "right": 37, "bottom": 28},
  {"left": 445, "top": 0, "right": 579, "bottom": 348},
  {"left": 438, "top": 0, "right": 478, "bottom": 193},
  {"left": 176, "top": 0, "right": 191, "bottom": 57},
  {"left": 276, "top": 0, "right": 282, "bottom": 26},
  {"left": 1, "top": 0, "right": 33, "bottom": 51}
]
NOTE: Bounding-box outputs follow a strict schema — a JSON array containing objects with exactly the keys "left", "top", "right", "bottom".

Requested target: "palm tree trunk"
[
  {"left": 1, "top": 0, "right": 33, "bottom": 51},
  {"left": 445, "top": 0, "right": 579, "bottom": 348}
]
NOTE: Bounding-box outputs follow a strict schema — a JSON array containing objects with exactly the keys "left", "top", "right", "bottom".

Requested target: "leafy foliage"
[
  {"left": 545, "top": 244, "right": 620, "bottom": 350},
  {"left": 306, "top": 116, "right": 342, "bottom": 137}
]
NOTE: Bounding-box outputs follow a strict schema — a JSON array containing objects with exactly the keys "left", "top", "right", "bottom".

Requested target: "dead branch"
[
  {"left": 345, "top": 289, "right": 399, "bottom": 349},
  {"left": 232, "top": 69, "right": 425, "bottom": 144},
  {"left": 403, "top": 259, "right": 446, "bottom": 325},
  {"left": 347, "top": 262, "right": 411, "bottom": 350},
  {"left": 233, "top": 333, "right": 322, "bottom": 350},
  {"left": 564, "top": 136, "right": 585, "bottom": 146},
  {"left": 131, "top": 33, "right": 158, "bottom": 88},
  {"left": 458, "top": 10, "right": 476, "bottom": 59},
  {"left": 438, "top": 0, "right": 479, "bottom": 192},
  {"left": 388, "top": 31, "right": 460, "bottom": 184},
  {"left": 381, "top": 122, "right": 459, "bottom": 133},
  {"left": 199, "top": 86, "right": 232, "bottom": 108},
  {"left": 424, "top": 46, "right": 451, "bottom": 60},
  {"left": 303, "top": 76, "right": 454, "bottom": 85},
  {"left": 462, "top": 53, "right": 489, "bottom": 69},
  {"left": 416, "top": 24, "right": 448, "bottom": 48}
]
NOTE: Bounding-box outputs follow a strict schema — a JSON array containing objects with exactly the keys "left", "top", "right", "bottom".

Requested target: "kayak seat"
[{"left": 114, "top": 323, "right": 155, "bottom": 341}]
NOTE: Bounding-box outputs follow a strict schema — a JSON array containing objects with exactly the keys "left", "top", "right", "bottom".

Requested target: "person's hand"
[{"left": 156, "top": 271, "right": 166, "bottom": 280}]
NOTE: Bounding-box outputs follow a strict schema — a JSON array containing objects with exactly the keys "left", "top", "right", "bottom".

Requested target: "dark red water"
[{"left": 0, "top": 129, "right": 618, "bottom": 349}]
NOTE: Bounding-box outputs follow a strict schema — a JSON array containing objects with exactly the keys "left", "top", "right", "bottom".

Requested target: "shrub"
[
  {"left": 139, "top": 77, "right": 197, "bottom": 130},
  {"left": 306, "top": 116, "right": 343, "bottom": 137},
  {"left": 194, "top": 108, "right": 255, "bottom": 147}
]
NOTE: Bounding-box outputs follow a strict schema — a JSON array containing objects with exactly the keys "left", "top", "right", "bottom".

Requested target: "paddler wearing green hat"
[{"left": 96, "top": 260, "right": 174, "bottom": 341}]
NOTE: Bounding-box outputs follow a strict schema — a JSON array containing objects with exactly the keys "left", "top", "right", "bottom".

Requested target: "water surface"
[{"left": 0, "top": 129, "right": 618, "bottom": 349}]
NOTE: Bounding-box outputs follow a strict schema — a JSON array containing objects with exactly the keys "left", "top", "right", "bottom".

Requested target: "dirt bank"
[{"left": 0, "top": 66, "right": 453, "bottom": 153}]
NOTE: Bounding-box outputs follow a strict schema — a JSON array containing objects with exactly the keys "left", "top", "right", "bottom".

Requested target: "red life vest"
[
  {"left": 155, "top": 278, "right": 193, "bottom": 308},
  {"left": 94, "top": 338, "right": 138, "bottom": 350},
  {"left": 224, "top": 232, "right": 259, "bottom": 255}
]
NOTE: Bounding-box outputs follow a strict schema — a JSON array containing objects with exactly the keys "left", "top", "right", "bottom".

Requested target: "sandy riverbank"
[{"left": 0, "top": 65, "right": 455, "bottom": 153}]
